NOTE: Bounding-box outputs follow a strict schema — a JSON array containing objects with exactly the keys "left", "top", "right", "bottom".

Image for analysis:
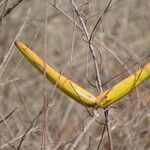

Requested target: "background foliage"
[{"left": 0, "top": 0, "right": 149, "bottom": 149}]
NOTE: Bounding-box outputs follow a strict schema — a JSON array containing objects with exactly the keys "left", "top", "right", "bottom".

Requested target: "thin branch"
[
  {"left": 0, "top": 113, "right": 14, "bottom": 142},
  {"left": 101, "top": 54, "right": 150, "bottom": 86},
  {"left": 0, "top": 134, "right": 16, "bottom": 150},
  {"left": 42, "top": 0, "right": 49, "bottom": 149},
  {"left": 0, "top": 127, "right": 38, "bottom": 149},
  {"left": 0, "top": 8, "right": 30, "bottom": 80},
  {"left": 105, "top": 110, "right": 113, "bottom": 150},
  {"left": 0, "top": 0, "right": 24, "bottom": 21},
  {"left": 97, "top": 122, "right": 106, "bottom": 150},
  {"left": 70, "top": 0, "right": 103, "bottom": 92},
  {"left": 70, "top": 111, "right": 99, "bottom": 150},
  {"left": 0, "top": 107, "right": 17, "bottom": 124},
  {"left": 0, "top": 0, "right": 8, "bottom": 27},
  {"left": 17, "top": 110, "right": 42, "bottom": 150}
]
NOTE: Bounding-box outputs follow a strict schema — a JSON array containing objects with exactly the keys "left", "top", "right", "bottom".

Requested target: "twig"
[
  {"left": 0, "top": 134, "right": 16, "bottom": 150},
  {"left": 70, "top": 0, "right": 103, "bottom": 92},
  {"left": 0, "top": 107, "right": 17, "bottom": 124},
  {"left": 87, "top": 1, "right": 113, "bottom": 149},
  {"left": 54, "top": 133, "right": 80, "bottom": 150},
  {"left": 12, "top": 76, "right": 31, "bottom": 122},
  {"left": 0, "top": 0, "right": 24, "bottom": 21},
  {"left": 60, "top": 101, "right": 75, "bottom": 131},
  {"left": 0, "top": 77, "right": 19, "bottom": 86},
  {"left": 70, "top": 111, "right": 99, "bottom": 150},
  {"left": 0, "top": 8, "right": 30, "bottom": 80},
  {"left": 97, "top": 121, "right": 106, "bottom": 150},
  {"left": 101, "top": 54, "right": 150, "bottom": 86},
  {"left": 0, "top": 126, "right": 38, "bottom": 149},
  {"left": 104, "top": 110, "right": 113, "bottom": 150},
  {"left": 8, "top": 23, "right": 42, "bottom": 80},
  {"left": 0, "top": 0, "right": 8, "bottom": 27},
  {"left": 42, "top": 0, "right": 49, "bottom": 150},
  {"left": 0, "top": 113, "right": 14, "bottom": 142},
  {"left": 17, "top": 110, "right": 42, "bottom": 150},
  {"left": 70, "top": 4, "right": 77, "bottom": 62}
]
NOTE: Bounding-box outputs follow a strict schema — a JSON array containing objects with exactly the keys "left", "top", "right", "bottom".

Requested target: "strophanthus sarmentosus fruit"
[{"left": 15, "top": 41, "right": 150, "bottom": 108}]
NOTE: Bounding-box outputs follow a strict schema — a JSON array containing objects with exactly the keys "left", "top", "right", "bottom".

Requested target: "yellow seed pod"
[
  {"left": 15, "top": 40, "right": 96, "bottom": 107},
  {"left": 96, "top": 63, "right": 150, "bottom": 108},
  {"left": 15, "top": 40, "right": 150, "bottom": 108}
]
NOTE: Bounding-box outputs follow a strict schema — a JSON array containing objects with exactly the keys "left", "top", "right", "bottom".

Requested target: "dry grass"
[{"left": 0, "top": 0, "right": 150, "bottom": 149}]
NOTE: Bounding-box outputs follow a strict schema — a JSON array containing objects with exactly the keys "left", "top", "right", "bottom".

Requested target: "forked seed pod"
[{"left": 15, "top": 40, "right": 150, "bottom": 108}]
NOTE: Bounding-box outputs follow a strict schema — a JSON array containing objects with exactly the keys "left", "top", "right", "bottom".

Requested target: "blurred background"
[{"left": 0, "top": 0, "right": 150, "bottom": 149}]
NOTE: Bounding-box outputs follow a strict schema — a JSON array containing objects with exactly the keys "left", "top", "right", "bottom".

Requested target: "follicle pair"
[{"left": 15, "top": 40, "right": 150, "bottom": 108}]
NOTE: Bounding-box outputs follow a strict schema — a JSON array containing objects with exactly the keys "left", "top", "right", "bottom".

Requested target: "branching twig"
[
  {"left": 41, "top": 0, "right": 50, "bottom": 150},
  {"left": 0, "top": 0, "right": 8, "bottom": 27},
  {"left": 0, "top": 126, "right": 38, "bottom": 149},
  {"left": 70, "top": 0, "right": 103, "bottom": 92},
  {"left": 0, "top": 107, "right": 17, "bottom": 124},
  {"left": 0, "top": 0, "right": 24, "bottom": 22},
  {"left": 0, "top": 134, "right": 16, "bottom": 150},
  {"left": 17, "top": 110, "right": 42, "bottom": 150},
  {"left": 0, "top": 8, "right": 30, "bottom": 80},
  {"left": 70, "top": 111, "right": 100, "bottom": 150}
]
